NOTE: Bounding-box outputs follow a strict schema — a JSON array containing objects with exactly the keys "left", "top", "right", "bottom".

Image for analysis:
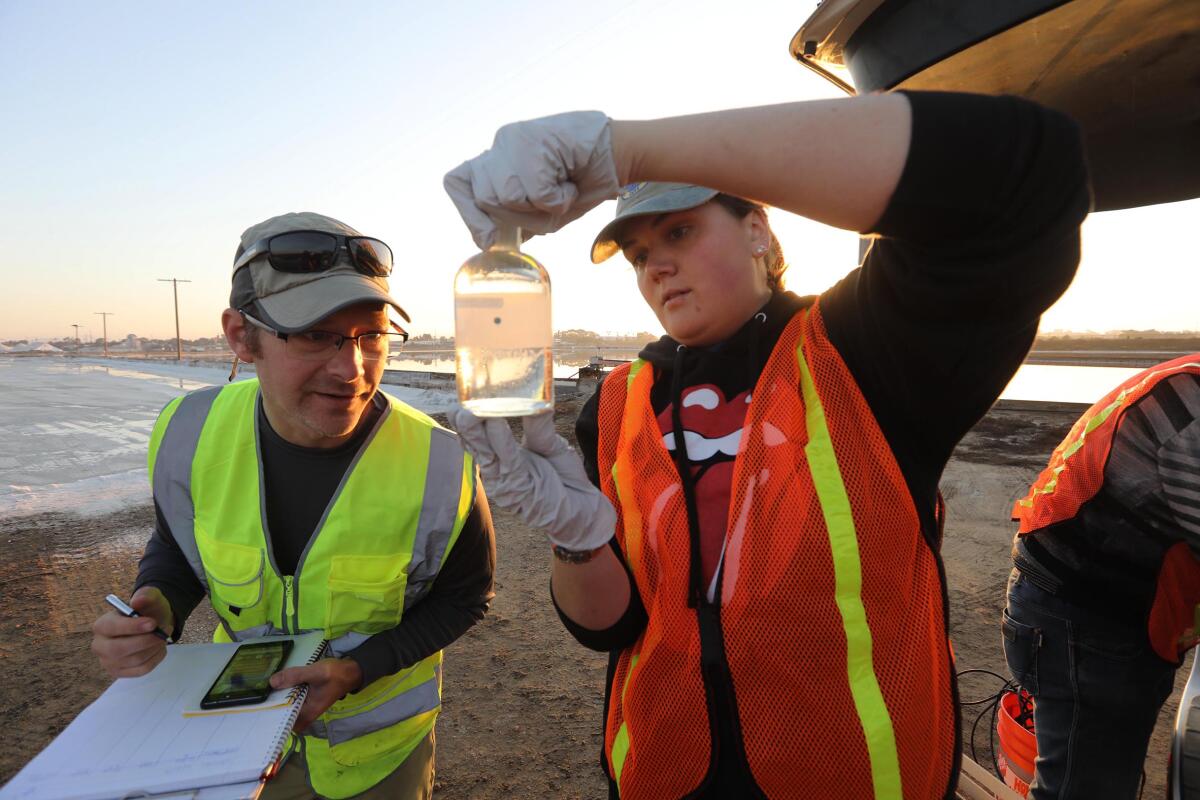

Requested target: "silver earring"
[{"left": 754, "top": 244, "right": 767, "bottom": 256}]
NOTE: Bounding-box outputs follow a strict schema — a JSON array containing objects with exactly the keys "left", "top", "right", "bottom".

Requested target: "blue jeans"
[{"left": 1003, "top": 569, "right": 1177, "bottom": 800}]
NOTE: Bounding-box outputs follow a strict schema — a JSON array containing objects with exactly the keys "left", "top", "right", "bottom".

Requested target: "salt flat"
[{"left": 0, "top": 356, "right": 455, "bottom": 518}]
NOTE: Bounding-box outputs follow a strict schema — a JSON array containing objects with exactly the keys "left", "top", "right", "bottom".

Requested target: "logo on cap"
[{"left": 619, "top": 182, "right": 647, "bottom": 200}]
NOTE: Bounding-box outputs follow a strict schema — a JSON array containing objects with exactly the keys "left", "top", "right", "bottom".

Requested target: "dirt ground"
[{"left": 0, "top": 400, "right": 1191, "bottom": 798}]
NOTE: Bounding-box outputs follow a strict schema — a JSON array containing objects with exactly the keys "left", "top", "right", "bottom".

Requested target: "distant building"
[{"left": 112, "top": 334, "right": 143, "bottom": 352}]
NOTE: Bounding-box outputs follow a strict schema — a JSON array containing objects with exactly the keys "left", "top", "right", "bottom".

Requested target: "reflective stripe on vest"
[
  {"left": 307, "top": 663, "right": 441, "bottom": 745},
  {"left": 150, "top": 385, "right": 223, "bottom": 592},
  {"left": 1014, "top": 357, "right": 1200, "bottom": 526},
  {"left": 147, "top": 379, "right": 473, "bottom": 797},
  {"left": 796, "top": 334, "right": 902, "bottom": 798},
  {"left": 598, "top": 303, "right": 955, "bottom": 799},
  {"left": 608, "top": 653, "right": 638, "bottom": 788}
]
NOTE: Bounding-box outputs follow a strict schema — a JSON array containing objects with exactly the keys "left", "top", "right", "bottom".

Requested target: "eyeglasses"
[
  {"left": 233, "top": 230, "right": 393, "bottom": 277},
  {"left": 240, "top": 311, "right": 408, "bottom": 362}
]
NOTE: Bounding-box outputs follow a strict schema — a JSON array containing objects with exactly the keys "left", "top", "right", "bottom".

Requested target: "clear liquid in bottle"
[{"left": 454, "top": 227, "right": 553, "bottom": 417}]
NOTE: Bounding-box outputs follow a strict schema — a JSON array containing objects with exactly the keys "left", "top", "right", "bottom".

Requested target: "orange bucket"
[{"left": 996, "top": 689, "right": 1037, "bottom": 797}]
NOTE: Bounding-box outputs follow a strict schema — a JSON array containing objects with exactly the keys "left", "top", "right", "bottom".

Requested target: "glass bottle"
[{"left": 454, "top": 226, "right": 553, "bottom": 417}]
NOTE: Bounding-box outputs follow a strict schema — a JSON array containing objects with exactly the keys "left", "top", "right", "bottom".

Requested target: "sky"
[{"left": 0, "top": 0, "right": 1196, "bottom": 343}]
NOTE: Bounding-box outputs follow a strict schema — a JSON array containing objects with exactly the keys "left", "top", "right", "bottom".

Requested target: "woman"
[{"left": 445, "top": 91, "right": 1089, "bottom": 799}]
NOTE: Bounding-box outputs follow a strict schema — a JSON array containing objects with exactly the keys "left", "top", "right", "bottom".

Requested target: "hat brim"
[
  {"left": 590, "top": 185, "right": 719, "bottom": 263},
  {"left": 255, "top": 273, "right": 411, "bottom": 333}
]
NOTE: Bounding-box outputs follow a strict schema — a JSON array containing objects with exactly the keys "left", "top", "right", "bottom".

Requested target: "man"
[
  {"left": 1006, "top": 353, "right": 1200, "bottom": 799},
  {"left": 91, "top": 212, "right": 496, "bottom": 799}
]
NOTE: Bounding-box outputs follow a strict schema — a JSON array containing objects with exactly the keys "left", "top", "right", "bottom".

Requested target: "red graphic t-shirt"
[{"left": 655, "top": 384, "right": 752, "bottom": 596}]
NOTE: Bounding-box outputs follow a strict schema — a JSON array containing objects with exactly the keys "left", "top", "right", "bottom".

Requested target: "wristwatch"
[{"left": 551, "top": 543, "right": 605, "bottom": 564}]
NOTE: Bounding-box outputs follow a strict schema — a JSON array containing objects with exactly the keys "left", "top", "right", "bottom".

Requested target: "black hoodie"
[{"left": 556, "top": 90, "right": 1090, "bottom": 799}]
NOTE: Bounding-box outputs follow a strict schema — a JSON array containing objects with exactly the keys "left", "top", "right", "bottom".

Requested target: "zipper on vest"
[
  {"left": 282, "top": 575, "right": 295, "bottom": 635},
  {"left": 276, "top": 396, "right": 388, "bottom": 642}
]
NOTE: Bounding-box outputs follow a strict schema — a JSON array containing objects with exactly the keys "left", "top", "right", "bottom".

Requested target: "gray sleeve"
[
  {"left": 1105, "top": 373, "right": 1200, "bottom": 550},
  {"left": 1159, "top": 419, "right": 1200, "bottom": 548}
]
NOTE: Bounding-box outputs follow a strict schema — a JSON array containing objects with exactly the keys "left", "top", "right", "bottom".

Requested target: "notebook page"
[{"left": 0, "top": 633, "right": 323, "bottom": 800}]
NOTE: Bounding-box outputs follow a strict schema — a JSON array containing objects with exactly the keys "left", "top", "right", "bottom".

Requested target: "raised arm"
[
  {"left": 444, "top": 94, "right": 912, "bottom": 248},
  {"left": 611, "top": 93, "right": 911, "bottom": 233}
]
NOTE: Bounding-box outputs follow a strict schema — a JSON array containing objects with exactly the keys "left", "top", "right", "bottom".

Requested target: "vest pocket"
[
  {"left": 195, "top": 525, "right": 265, "bottom": 612},
  {"left": 326, "top": 553, "right": 408, "bottom": 633}
]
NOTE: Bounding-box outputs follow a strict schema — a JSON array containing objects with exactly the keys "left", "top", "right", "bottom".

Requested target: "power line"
[
  {"left": 158, "top": 278, "right": 192, "bottom": 361},
  {"left": 94, "top": 312, "right": 114, "bottom": 357}
]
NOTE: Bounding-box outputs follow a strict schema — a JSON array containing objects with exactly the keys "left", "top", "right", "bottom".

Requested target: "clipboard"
[{"left": 0, "top": 633, "right": 325, "bottom": 800}]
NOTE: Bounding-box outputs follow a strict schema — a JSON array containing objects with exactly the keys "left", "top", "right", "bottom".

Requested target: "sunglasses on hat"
[{"left": 233, "top": 230, "right": 393, "bottom": 277}]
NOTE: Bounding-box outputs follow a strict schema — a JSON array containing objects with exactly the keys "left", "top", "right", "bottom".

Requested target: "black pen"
[{"left": 105, "top": 593, "right": 170, "bottom": 641}]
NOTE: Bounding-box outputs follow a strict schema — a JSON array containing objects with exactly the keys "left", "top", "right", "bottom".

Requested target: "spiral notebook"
[{"left": 0, "top": 632, "right": 326, "bottom": 800}]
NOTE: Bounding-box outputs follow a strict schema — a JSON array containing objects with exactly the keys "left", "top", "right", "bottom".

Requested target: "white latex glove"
[
  {"left": 444, "top": 110, "right": 621, "bottom": 250},
  {"left": 446, "top": 407, "right": 617, "bottom": 552}
]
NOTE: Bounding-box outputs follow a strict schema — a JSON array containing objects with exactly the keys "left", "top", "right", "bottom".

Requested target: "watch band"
[{"left": 551, "top": 543, "right": 604, "bottom": 564}]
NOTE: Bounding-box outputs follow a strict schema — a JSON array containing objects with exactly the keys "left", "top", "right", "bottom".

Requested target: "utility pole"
[
  {"left": 94, "top": 312, "right": 113, "bottom": 357},
  {"left": 158, "top": 278, "right": 191, "bottom": 361},
  {"left": 71, "top": 324, "right": 81, "bottom": 351}
]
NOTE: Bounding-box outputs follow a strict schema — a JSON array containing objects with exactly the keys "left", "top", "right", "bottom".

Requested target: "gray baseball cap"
[
  {"left": 229, "top": 211, "right": 410, "bottom": 333},
  {"left": 590, "top": 182, "right": 719, "bottom": 263}
]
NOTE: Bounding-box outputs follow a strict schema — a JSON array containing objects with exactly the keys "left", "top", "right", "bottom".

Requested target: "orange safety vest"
[
  {"left": 596, "top": 303, "right": 956, "bottom": 799},
  {"left": 1013, "top": 353, "right": 1200, "bottom": 663}
]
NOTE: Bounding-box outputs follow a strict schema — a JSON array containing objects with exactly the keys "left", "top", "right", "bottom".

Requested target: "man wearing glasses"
[{"left": 90, "top": 212, "right": 496, "bottom": 799}]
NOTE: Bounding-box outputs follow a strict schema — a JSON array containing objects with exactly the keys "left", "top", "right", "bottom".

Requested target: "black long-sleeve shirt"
[
  {"left": 559, "top": 90, "right": 1089, "bottom": 654},
  {"left": 135, "top": 397, "right": 496, "bottom": 688}
]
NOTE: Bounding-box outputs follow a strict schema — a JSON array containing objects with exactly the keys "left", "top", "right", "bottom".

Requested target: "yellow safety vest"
[{"left": 148, "top": 379, "right": 474, "bottom": 798}]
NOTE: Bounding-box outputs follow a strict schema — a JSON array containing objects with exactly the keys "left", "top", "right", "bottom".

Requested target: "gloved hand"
[
  {"left": 446, "top": 407, "right": 617, "bottom": 552},
  {"left": 444, "top": 110, "right": 621, "bottom": 250}
]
